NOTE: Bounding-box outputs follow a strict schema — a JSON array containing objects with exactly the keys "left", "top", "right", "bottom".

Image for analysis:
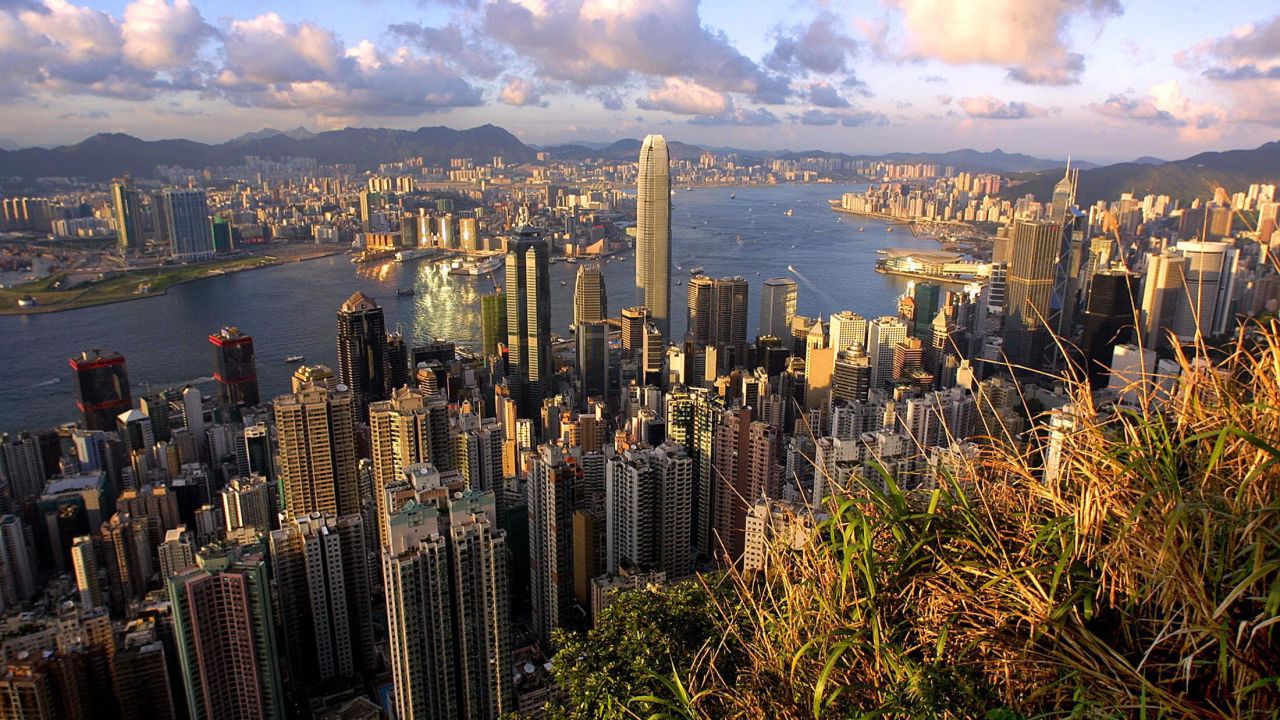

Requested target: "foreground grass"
[{"left": 556, "top": 321, "right": 1280, "bottom": 718}]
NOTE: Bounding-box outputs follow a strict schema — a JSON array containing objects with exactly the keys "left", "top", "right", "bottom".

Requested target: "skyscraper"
[
  {"left": 604, "top": 443, "right": 693, "bottom": 578},
  {"left": 573, "top": 263, "right": 607, "bottom": 324},
  {"left": 828, "top": 310, "right": 868, "bottom": 353},
  {"left": 1003, "top": 219, "right": 1072, "bottom": 368},
  {"left": 111, "top": 179, "right": 143, "bottom": 254},
  {"left": 336, "top": 291, "right": 389, "bottom": 418},
  {"left": 383, "top": 488, "right": 513, "bottom": 720},
  {"left": 636, "top": 135, "right": 672, "bottom": 337},
  {"left": 529, "top": 443, "right": 576, "bottom": 648},
  {"left": 274, "top": 385, "right": 359, "bottom": 519},
  {"left": 1140, "top": 249, "right": 1187, "bottom": 348},
  {"left": 209, "top": 326, "right": 260, "bottom": 409},
  {"left": 866, "top": 317, "right": 908, "bottom": 390},
  {"left": 620, "top": 306, "right": 650, "bottom": 363},
  {"left": 167, "top": 545, "right": 286, "bottom": 720},
  {"left": 162, "top": 189, "right": 215, "bottom": 262},
  {"left": 480, "top": 292, "right": 507, "bottom": 363},
  {"left": 1082, "top": 270, "right": 1139, "bottom": 390},
  {"left": 369, "top": 387, "right": 453, "bottom": 547},
  {"left": 505, "top": 227, "right": 551, "bottom": 417},
  {"left": 758, "top": 277, "right": 798, "bottom": 340},
  {"left": 687, "top": 275, "right": 749, "bottom": 373},
  {"left": 1173, "top": 240, "right": 1238, "bottom": 340},
  {"left": 69, "top": 349, "right": 132, "bottom": 432}
]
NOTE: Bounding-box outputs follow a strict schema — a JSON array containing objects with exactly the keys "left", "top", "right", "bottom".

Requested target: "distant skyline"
[{"left": 0, "top": 0, "right": 1277, "bottom": 162}]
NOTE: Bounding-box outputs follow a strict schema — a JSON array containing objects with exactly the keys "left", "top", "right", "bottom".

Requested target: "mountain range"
[
  {"left": 0, "top": 124, "right": 1274, "bottom": 204},
  {"left": 1004, "top": 140, "right": 1280, "bottom": 205}
]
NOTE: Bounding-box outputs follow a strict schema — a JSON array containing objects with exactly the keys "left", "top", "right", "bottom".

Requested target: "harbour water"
[{"left": 0, "top": 183, "right": 937, "bottom": 432}]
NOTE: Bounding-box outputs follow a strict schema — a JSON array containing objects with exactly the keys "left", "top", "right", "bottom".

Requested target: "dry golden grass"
[{"left": 657, "top": 321, "right": 1280, "bottom": 719}]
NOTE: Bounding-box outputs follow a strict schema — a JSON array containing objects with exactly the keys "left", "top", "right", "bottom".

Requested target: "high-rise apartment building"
[
  {"left": 269, "top": 513, "right": 374, "bottom": 695},
  {"left": 209, "top": 326, "right": 259, "bottom": 409},
  {"left": 369, "top": 387, "right": 453, "bottom": 547},
  {"left": 758, "top": 277, "right": 797, "bottom": 340},
  {"left": 274, "top": 385, "right": 359, "bottom": 519},
  {"left": 69, "top": 349, "right": 131, "bottom": 432},
  {"left": 220, "top": 474, "right": 275, "bottom": 534},
  {"left": 383, "top": 488, "right": 513, "bottom": 720},
  {"left": 162, "top": 189, "right": 215, "bottom": 262},
  {"left": 636, "top": 135, "right": 672, "bottom": 337},
  {"left": 167, "top": 545, "right": 285, "bottom": 720},
  {"left": 528, "top": 444, "right": 576, "bottom": 648},
  {"left": 336, "top": 292, "right": 389, "bottom": 418},
  {"left": 866, "top": 317, "right": 908, "bottom": 390},
  {"left": 505, "top": 227, "right": 552, "bottom": 417},
  {"left": 604, "top": 443, "right": 693, "bottom": 578},
  {"left": 828, "top": 310, "right": 868, "bottom": 353},
  {"left": 70, "top": 535, "right": 102, "bottom": 610}
]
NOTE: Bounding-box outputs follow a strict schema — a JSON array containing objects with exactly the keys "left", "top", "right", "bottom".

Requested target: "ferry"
[
  {"left": 688, "top": 266, "right": 704, "bottom": 275},
  {"left": 285, "top": 354, "right": 304, "bottom": 364},
  {"left": 450, "top": 256, "right": 504, "bottom": 276},
  {"left": 395, "top": 288, "right": 415, "bottom": 297}
]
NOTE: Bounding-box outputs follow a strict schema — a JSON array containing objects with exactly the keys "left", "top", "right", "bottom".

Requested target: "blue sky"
[{"left": 1, "top": 0, "right": 1277, "bottom": 162}]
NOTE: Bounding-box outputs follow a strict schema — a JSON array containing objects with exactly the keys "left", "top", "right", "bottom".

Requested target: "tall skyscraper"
[
  {"left": 620, "top": 306, "right": 650, "bottom": 363},
  {"left": 111, "top": 179, "right": 143, "bottom": 254},
  {"left": 636, "top": 135, "right": 672, "bottom": 337},
  {"left": 336, "top": 291, "right": 389, "bottom": 418},
  {"left": 209, "top": 326, "right": 260, "bottom": 409},
  {"left": 758, "top": 277, "right": 797, "bottom": 340},
  {"left": 505, "top": 227, "right": 551, "bottom": 417},
  {"left": 274, "top": 385, "right": 359, "bottom": 519},
  {"left": 70, "top": 535, "right": 102, "bottom": 609},
  {"left": 1173, "top": 240, "right": 1238, "bottom": 340},
  {"left": 1, "top": 432, "right": 46, "bottom": 503},
  {"left": 269, "top": 513, "right": 374, "bottom": 696},
  {"left": 573, "top": 263, "right": 607, "bottom": 324},
  {"left": 69, "top": 349, "right": 131, "bottom": 432},
  {"left": 1003, "top": 219, "right": 1072, "bottom": 368},
  {"left": 1081, "top": 270, "right": 1139, "bottom": 390},
  {"left": 1140, "top": 249, "right": 1187, "bottom": 348},
  {"left": 162, "top": 189, "right": 215, "bottom": 262},
  {"left": 383, "top": 488, "right": 513, "bottom": 720},
  {"left": 687, "top": 275, "right": 749, "bottom": 373},
  {"left": 167, "top": 545, "right": 286, "bottom": 720},
  {"left": 828, "top": 310, "right": 868, "bottom": 353}
]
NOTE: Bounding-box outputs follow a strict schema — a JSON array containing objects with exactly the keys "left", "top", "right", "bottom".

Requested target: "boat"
[
  {"left": 859, "top": 227, "right": 865, "bottom": 232},
  {"left": 729, "top": 193, "right": 736, "bottom": 199},
  {"left": 784, "top": 209, "right": 794, "bottom": 216},
  {"left": 450, "top": 256, "right": 504, "bottom": 276},
  {"left": 787, "top": 265, "right": 797, "bottom": 273},
  {"left": 560, "top": 280, "right": 567, "bottom": 287},
  {"left": 394, "top": 248, "right": 432, "bottom": 262},
  {"left": 675, "top": 279, "right": 682, "bottom": 286},
  {"left": 16, "top": 295, "right": 37, "bottom": 308},
  {"left": 285, "top": 354, "right": 304, "bottom": 364},
  {"left": 566, "top": 257, "right": 578, "bottom": 264},
  {"left": 887, "top": 227, "right": 894, "bottom": 232},
  {"left": 688, "top": 266, "right": 704, "bottom": 275},
  {"left": 396, "top": 288, "right": 415, "bottom": 297}
]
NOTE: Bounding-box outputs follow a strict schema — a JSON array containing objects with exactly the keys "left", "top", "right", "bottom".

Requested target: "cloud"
[
  {"left": 121, "top": 0, "right": 213, "bottom": 71},
  {"left": 1182, "top": 16, "right": 1280, "bottom": 126},
  {"left": 689, "top": 107, "right": 781, "bottom": 126},
  {"left": 958, "top": 95, "right": 1050, "bottom": 119},
  {"left": 790, "top": 108, "right": 888, "bottom": 127},
  {"left": 482, "top": 0, "right": 790, "bottom": 103},
  {"left": 765, "top": 11, "right": 859, "bottom": 75},
  {"left": 57, "top": 109, "right": 109, "bottom": 119},
  {"left": 214, "top": 16, "right": 484, "bottom": 116},
  {"left": 805, "top": 81, "right": 850, "bottom": 108},
  {"left": 387, "top": 21, "right": 507, "bottom": 78},
  {"left": 1091, "top": 81, "right": 1226, "bottom": 138},
  {"left": 499, "top": 76, "right": 546, "bottom": 106},
  {"left": 637, "top": 77, "right": 731, "bottom": 115},
  {"left": 890, "top": 0, "right": 1121, "bottom": 85}
]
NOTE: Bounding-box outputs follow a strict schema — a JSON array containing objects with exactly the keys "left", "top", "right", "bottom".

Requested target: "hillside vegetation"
[{"left": 555, "top": 322, "right": 1280, "bottom": 718}]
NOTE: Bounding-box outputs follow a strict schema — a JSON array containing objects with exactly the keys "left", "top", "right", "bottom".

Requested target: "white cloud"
[
  {"left": 121, "top": 0, "right": 212, "bottom": 71},
  {"left": 890, "top": 0, "right": 1120, "bottom": 85},
  {"left": 637, "top": 77, "right": 731, "bottom": 116},
  {"left": 499, "top": 77, "right": 546, "bottom": 106},
  {"left": 765, "top": 11, "right": 859, "bottom": 75},
  {"left": 1182, "top": 16, "right": 1280, "bottom": 126}
]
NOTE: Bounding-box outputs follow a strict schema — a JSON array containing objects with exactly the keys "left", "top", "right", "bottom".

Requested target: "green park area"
[{"left": 0, "top": 254, "right": 275, "bottom": 314}]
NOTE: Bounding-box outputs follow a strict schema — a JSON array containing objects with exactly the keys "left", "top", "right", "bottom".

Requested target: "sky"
[{"left": 0, "top": 0, "right": 1277, "bottom": 162}]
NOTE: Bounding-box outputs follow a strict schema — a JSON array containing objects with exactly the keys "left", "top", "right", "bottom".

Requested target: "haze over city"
[{"left": 1, "top": 0, "right": 1278, "bottom": 160}]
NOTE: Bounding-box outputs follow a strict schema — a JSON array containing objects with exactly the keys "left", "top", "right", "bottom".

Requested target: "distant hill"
[
  {"left": 1004, "top": 140, "right": 1280, "bottom": 205},
  {"left": 0, "top": 124, "right": 536, "bottom": 180},
  {"left": 1130, "top": 156, "right": 1166, "bottom": 165},
  {"left": 229, "top": 127, "right": 317, "bottom": 144},
  {"left": 543, "top": 138, "right": 708, "bottom": 162},
  {"left": 0, "top": 139, "right": 20, "bottom": 152}
]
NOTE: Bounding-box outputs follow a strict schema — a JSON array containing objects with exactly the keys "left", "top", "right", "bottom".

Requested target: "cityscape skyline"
[{"left": 0, "top": 0, "right": 1277, "bottom": 160}]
